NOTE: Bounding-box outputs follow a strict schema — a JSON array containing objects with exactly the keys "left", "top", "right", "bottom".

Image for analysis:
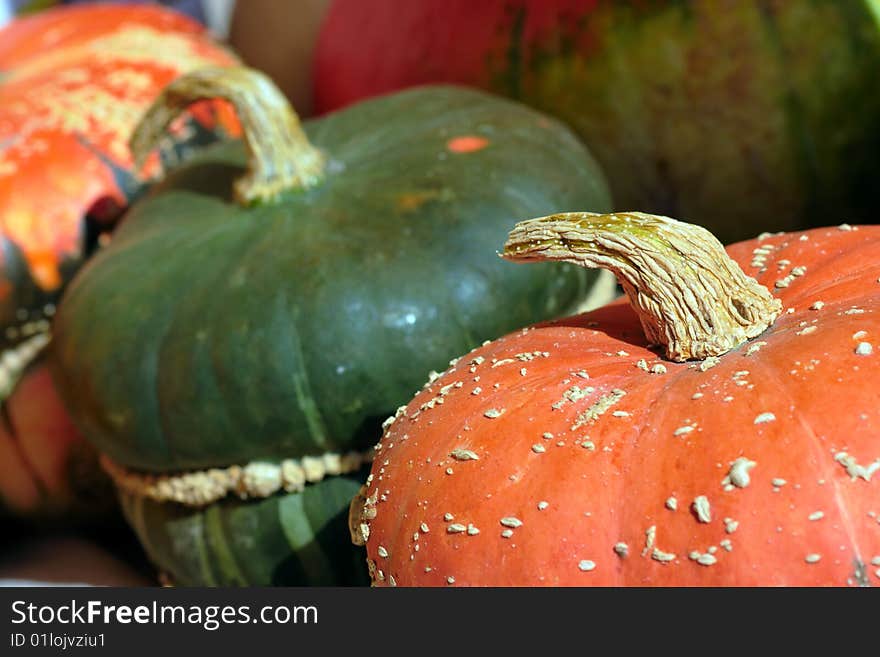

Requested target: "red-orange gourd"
[
  {"left": 0, "top": 4, "right": 239, "bottom": 297},
  {"left": 353, "top": 212, "right": 880, "bottom": 586},
  {"left": 0, "top": 4, "right": 239, "bottom": 519}
]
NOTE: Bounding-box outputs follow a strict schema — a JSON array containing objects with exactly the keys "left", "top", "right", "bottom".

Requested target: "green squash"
[
  {"left": 118, "top": 473, "right": 370, "bottom": 586},
  {"left": 50, "top": 67, "right": 611, "bottom": 585}
]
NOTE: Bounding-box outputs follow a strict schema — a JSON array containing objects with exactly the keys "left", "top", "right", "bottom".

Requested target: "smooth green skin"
[
  {"left": 51, "top": 85, "right": 611, "bottom": 472},
  {"left": 119, "top": 473, "right": 370, "bottom": 586}
]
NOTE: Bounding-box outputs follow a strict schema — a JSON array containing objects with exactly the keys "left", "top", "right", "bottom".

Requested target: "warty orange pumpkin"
[{"left": 352, "top": 212, "right": 880, "bottom": 586}]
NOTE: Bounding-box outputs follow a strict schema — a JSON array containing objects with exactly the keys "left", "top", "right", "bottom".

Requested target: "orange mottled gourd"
[
  {"left": 0, "top": 4, "right": 239, "bottom": 520},
  {"left": 353, "top": 213, "right": 880, "bottom": 586}
]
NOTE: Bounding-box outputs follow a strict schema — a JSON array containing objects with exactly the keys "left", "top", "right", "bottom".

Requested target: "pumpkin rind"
[
  {"left": 315, "top": 0, "right": 880, "bottom": 244},
  {"left": 358, "top": 223, "right": 880, "bottom": 586}
]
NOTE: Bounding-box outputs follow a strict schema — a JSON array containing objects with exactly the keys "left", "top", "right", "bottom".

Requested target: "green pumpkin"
[
  {"left": 119, "top": 474, "right": 370, "bottom": 586},
  {"left": 50, "top": 67, "right": 611, "bottom": 585}
]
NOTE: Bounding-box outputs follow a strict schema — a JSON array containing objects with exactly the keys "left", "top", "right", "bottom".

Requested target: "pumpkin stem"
[
  {"left": 502, "top": 212, "right": 782, "bottom": 361},
  {"left": 130, "top": 66, "right": 325, "bottom": 204}
]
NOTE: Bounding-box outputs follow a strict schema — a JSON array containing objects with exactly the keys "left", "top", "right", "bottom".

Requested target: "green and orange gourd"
[{"left": 49, "top": 66, "right": 613, "bottom": 585}]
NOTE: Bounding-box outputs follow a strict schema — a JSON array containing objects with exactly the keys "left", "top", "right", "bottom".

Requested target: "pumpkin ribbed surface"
[
  {"left": 51, "top": 84, "right": 611, "bottom": 473},
  {"left": 358, "top": 222, "right": 880, "bottom": 586}
]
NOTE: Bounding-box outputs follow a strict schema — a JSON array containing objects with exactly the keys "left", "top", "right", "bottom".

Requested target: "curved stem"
[
  {"left": 130, "top": 66, "right": 325, "bottom": 205},
  {"left": 503, "top": 212, "right": 782, "bottom": 362}
]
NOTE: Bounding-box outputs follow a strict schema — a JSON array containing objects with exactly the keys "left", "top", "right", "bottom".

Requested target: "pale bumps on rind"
[{"left": 356, "top": 219, "right": 880, "bottom": 587}]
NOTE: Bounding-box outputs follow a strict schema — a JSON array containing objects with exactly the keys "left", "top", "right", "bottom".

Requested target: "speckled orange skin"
[
  {"left": 361, "top": 225, "right": 880, "bottom": 586},
  {"left": 0, "top": 5, "right": 238, "bottom": 520}
]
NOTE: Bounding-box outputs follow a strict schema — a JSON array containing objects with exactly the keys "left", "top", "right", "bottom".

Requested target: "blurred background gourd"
[
  {"left": 314, "top": 0, "right": 880, "bottom": 245},
  {"left": 0, "top": 2, "right": 239, "bottom": 527}
]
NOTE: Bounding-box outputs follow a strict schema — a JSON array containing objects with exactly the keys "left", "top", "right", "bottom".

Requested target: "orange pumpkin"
[
  {"left": 353, "top": 212, "right": 880, "bottom": 586},
  {"left": 0, "top": 4, "right": 239, "bottom": 519}
]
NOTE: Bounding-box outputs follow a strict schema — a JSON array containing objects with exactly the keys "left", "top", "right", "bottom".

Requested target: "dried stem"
[
  {"left": 130, "top": 66, "right": 325, "bottom": 204},
  {"left": 503, "top": 211, "right": 782, "bottom": 361}
]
